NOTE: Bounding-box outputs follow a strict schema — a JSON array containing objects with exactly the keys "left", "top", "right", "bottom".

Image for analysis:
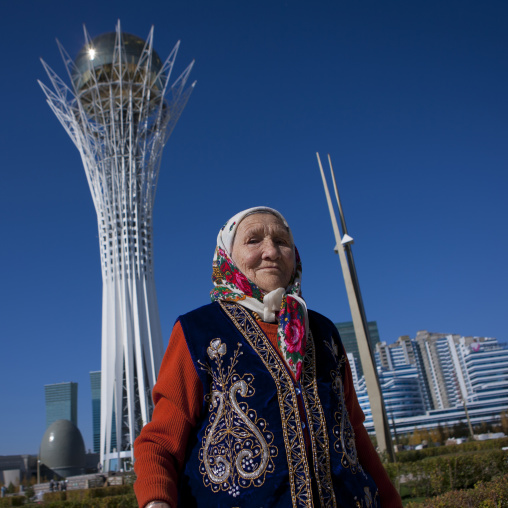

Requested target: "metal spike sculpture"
[{"left": 39, "top": 21, "right": 195, "bottom": 470}]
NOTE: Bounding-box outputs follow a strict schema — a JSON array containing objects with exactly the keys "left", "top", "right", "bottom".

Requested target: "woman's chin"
[{"left": 255, "top": 277, "right": 287, "bottom": 293}]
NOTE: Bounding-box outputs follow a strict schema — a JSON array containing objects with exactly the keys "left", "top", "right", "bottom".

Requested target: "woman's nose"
[{"left": 261, "top": 239, "right": 280, "bottom": 259}]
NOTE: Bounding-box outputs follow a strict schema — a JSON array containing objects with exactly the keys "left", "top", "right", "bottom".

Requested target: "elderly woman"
[{"left": 134, "top": 207, "right": 402, "bottom": 508}]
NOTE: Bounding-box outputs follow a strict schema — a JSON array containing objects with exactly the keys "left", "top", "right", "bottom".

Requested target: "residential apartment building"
[
  {"left": 351, "top": 331, "right": 508, "bottom": 434},
  {"left": 355, "top": 337, "right": 426, "bottom": 423}
]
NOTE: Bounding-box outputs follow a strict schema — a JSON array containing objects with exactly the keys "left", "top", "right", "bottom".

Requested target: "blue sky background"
[{"left": 1, "top": 0, "right": 506, "bottom": 455}]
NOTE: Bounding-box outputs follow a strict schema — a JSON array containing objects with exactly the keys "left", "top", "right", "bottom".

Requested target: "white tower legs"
[{"left": 100, "top": 273, "right": 163, "bottom": 471}]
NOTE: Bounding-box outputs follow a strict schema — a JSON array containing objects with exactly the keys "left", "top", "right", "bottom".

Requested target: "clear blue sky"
[{"left": 1, "top": 0, "right": 506, "bottom": 456}]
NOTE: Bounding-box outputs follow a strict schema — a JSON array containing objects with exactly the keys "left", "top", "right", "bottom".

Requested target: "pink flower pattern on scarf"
[{"left": 210, "top": 207, "right": 308, "bottom": 380}]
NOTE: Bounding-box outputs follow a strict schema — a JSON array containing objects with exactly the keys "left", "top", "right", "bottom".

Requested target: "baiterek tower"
[{"left": 39, "top": 22, "right": 195, "bottom": 470}]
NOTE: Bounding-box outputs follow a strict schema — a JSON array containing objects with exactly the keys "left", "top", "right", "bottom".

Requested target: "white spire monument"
[{"left": 39, "top": 22, "right": 195, "bottom": 470}]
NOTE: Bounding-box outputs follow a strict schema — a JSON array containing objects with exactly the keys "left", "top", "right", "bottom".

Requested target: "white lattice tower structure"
[{"left": 39, "top": 22, "right": 195, "bottom": 470}]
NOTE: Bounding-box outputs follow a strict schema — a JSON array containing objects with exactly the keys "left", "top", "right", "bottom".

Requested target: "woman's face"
[{"left": 231, "top": 213, "right": 295, "bottom": 293}]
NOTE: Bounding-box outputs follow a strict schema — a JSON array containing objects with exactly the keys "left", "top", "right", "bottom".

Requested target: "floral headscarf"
[{"left": 210, "top": 206, "right": 309, "bottom": 380}]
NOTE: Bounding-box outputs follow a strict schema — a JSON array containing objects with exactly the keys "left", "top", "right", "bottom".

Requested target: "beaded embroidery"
[
  {"left": 220, "top": 301, "right": 313, "bottom": 507},
  {"left": 355, "top": 486, "right": 380, "bottom": 507},
  {"left": 198, "top": 338, "right": 278, "bottom": 497},
  {"left": 326, "top": 338, "right": 364, "bottom": 475}
]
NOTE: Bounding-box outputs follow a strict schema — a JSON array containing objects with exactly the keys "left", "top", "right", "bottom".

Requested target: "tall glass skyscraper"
[
  {"left": 90, "top": 371, "right": 116, "bottom": 454},
  {"left": 90, "top": 372, "right": 101, "bottom": 453},
  {"left": 335, "top": 321, "right": 380, "bottom": 377},
  {"left": 45, "top": 382, "right": 78, "bottom": 429}
]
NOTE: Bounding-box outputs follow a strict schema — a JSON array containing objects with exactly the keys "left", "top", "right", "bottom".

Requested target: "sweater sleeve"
[
  {"left": 133, "top": 321, "right": 203, "bottom": 508},
  {"left": 343, "top": 354, "right": 402, "bottom": 508}
]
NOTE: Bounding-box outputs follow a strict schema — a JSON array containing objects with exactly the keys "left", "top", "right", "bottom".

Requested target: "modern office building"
[
  {"left": 45, "top": 382, "right": 78, "bottom": 429},
  {"left": 90, "top": 371, "right": 117, "bottom": 455},
  {"left": 89, "top": 372, "right": 101, "bottom": 454},
  {"left": 40, "top": 23, "right": 194, "bottom": 470},
  {"left": 335, "top": 320, "right": 381, "bottom": 378}
]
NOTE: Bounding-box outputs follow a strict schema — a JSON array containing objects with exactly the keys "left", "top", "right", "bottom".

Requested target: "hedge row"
[
  {"left": 385, "top": 449, "right": 508, "bottom": 498},
  {"left": 405, "top": 473, "right": 508, "bottom": 508},
  {"left": 396, "top": 437, "right": 508, "bottom": 463},
  {"left": 0, "top": 497, "right": 24, "bottom": 507},
  {"left": 43, "top": 485, "right": 133, "bottom": 504},
  {"left": 32, "top": 494, "right": 137, "bottom": 508}
]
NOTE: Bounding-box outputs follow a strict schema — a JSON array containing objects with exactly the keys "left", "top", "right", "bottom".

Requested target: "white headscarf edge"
[{"left": 217, "top": 206, "right": 295, "bottom": 257}]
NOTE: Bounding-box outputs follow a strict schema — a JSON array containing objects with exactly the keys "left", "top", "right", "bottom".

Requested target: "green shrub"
[
  {"left": 38, "top": 485, "right": 135, "bottom": 507},
  {"left": 64, "top": 490, "right": 85, "bottom": 502},
  {"left": 43, "top": 491, "right": 67, "bottom": 502},
  {"left": 0, "top": 497, "right": 25, "bottom": 507},
  {"left": 100, "top": 494, "right": 137, "bottom": 508},
  {"left": 396, "top": 437, "right": 508, "bottom": 463},
  {"left": 386, "top": 449, "right": 508, "bottom": 499},
  {"left": 93, "top": 486, "right": 132, "bottom": 498},
  {"left": 405, "top": 473, "right": 508, "bottom": 507},
  {"left": 33, "top": 493, "right": 137, "bottom": 507},
  {"left": 35, "top": 501, "right": 85, "bottom": 508}
]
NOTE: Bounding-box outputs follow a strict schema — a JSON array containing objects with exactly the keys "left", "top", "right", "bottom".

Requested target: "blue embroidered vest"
[{"left": 177, "top": 301, "right": 379, "bottom": 508}]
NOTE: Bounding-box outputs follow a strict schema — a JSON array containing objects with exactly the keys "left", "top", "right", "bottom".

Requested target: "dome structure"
[
  {"left": 40, "top": 419, "right": 86, "bottom": 478},
  {"left": 71, "top": 31, "right": 165, "bottom": 115}
]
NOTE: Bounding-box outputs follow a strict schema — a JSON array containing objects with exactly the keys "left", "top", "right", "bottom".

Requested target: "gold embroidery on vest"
[
  {"left": 219, "top": 301, "right": 313, "bottom": 508},
  {"left": 325, "top": 337, "right": 364, "bottom": 475},
  {"left": 300, "top": 332, "right": 337, "bottom": 508},
  {"left": 198, "top": 338, "right": 277, "bottom": 498},
  {"left": 355, "top": 486, "right": 380, "bottom": 507}
]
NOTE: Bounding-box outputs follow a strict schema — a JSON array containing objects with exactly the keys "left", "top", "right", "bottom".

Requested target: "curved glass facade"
[
  {"left": 73, "top": 32, "right": 164, "bottom": 93},
  {"left": 349, "top": 331, "right": 508, "bottom": 434}
]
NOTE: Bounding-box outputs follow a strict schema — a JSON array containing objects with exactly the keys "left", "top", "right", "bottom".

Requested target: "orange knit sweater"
[{"left": 134, "top": 320, "right": 402, "bottom": 508}]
